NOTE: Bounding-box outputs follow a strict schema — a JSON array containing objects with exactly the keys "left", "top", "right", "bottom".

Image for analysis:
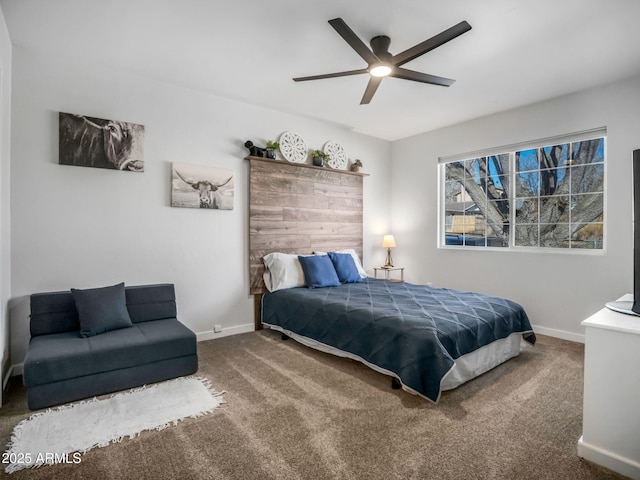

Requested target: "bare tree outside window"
[{"left": 443, "top": 137, "right": 604, "bottom": 250}]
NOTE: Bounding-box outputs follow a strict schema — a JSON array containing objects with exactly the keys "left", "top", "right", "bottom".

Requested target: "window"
[{"left": 440, "top": 131, "right": 605, "bottom": 251}]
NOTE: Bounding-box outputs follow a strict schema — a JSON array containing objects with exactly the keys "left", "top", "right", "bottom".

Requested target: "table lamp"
[{"left": 382, "top": 234, "right": 396, "bottom": 268}]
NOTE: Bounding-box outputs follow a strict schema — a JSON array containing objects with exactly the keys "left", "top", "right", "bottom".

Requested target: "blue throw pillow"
[
  {"left": 328, "top": 252, "right": 363, "bottom": 284},
  {"left": 298, "top": 255, "right": 341, "bottom": 288},
  {"left": 71, "top": 282, "right": 133, "bottom": 337}
]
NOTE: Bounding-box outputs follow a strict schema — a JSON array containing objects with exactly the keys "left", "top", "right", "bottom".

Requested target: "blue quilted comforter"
[{"left": 261, "top": 279, "right": 535, "bottom": 402}]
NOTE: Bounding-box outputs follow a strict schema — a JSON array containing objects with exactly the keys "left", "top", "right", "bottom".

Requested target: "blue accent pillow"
[
  {"left": 71, "top": 282, "right": 133, "bottom": 337},
  {"left": 298, "top": 255, "right": 341, "bottom": 288},
  {"left": 328, "top": 252, "right": 363, "bottom": 284}
]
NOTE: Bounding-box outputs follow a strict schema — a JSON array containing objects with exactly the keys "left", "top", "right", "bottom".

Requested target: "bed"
[
  {"left": 246, "top": 156, "right": 534, "bottom": 402},
  {"left": 261, "top": 277, "right": 535, "bottom": 402}
]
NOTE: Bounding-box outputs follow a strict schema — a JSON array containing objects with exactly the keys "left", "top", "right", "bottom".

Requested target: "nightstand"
[{"left": 373, "top": 267, "right": 404, "bottom": 282}]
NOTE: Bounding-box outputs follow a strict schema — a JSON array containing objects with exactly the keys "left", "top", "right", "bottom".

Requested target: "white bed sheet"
[{"left": 264, "top": 323, "right": 526, "bottom": 402}]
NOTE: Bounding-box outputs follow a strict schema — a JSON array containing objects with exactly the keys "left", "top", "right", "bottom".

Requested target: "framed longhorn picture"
[
  {"left": 59, "top": 112, "right": 145, "bottom": 172},
  {"left": 171, "top": 162, "right": 234, "bottom": 210}
]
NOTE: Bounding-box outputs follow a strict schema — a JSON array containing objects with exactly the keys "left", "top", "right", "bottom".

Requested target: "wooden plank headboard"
[{"left": 247, "top": 156, "right": 368, "bottom": 308}]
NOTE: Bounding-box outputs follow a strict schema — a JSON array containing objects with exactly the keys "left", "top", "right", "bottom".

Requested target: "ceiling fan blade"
[
  {"left": 328, "top": 18, "right": 379, "bottom": 65},
  {"left": 360, "top": 76, "right": 383, "bottom": 105},
  {"left": 392, "top": 21, "right": 471, "bottom": 67},
  {"left": 293, "top": 69, "right": 368, "bottom": 82},
  {"left": 391, "top": 67, "right": 455, "bottom": 87}
]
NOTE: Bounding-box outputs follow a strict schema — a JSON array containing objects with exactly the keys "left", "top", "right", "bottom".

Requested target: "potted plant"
[
  {"left": 311, "top": 150, "right": 330, "bottom": 167},
  {"left": 266, "top": 140, "right": 279, "bottom": 159}
]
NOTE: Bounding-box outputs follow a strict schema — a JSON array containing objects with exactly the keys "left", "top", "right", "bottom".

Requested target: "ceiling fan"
[{"left": 293, "top": 18, "right": 472, "bottom": 105}]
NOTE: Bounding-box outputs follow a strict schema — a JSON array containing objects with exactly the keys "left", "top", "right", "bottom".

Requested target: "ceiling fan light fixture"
[
  {"left": 369, "top": 63, "right": 393, "bottom": 77},
  {"left": 292, "top": 18, "right": 472, "bottom": 103}
]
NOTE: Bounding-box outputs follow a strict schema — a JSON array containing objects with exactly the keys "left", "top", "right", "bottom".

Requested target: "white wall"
[
  {"left": 9, "top": 48, "right": 391, "bottom": 370},
  {"left": 391, "top": 75, "right": 640, "bottom": 342},
  {"left": 0, "top": 6, "right": 11, "bottom": 399}
]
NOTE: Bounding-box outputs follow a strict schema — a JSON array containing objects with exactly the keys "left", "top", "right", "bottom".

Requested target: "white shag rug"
[{"left": 4, "top": 376, "right": 225, "bottom": 473}]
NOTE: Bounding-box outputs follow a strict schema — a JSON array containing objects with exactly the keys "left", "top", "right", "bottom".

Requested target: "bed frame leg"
[
  {"left": 391, "top": 377, "right": 401, "bottom": 390},
  {"left": 281, "top": 333, "right": 290, "bottom": 341}
]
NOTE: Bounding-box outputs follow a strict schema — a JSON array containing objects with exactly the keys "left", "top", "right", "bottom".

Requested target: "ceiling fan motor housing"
[{"left": 370, "top": 35, "right": 391, "bottom": 59}]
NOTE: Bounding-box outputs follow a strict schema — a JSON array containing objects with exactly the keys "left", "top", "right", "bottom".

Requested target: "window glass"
[
  {"left": 441, "top": 136, "right": 605, "bottom": 251},
  {"left": 541, "top": 144, "right": 570, "bottom": 169},
  {"left": 516, "top": 149, "right": 539, "bottom": 172},
  {"left": 444, "top": 155, "right": 510, "bottom": 247}
]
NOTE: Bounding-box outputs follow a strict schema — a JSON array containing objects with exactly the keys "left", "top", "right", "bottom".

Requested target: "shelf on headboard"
[{"left": 244, "top": 156, "right": 369, "bottom": 177}]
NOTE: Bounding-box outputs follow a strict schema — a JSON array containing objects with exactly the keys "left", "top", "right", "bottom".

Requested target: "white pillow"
[
  {"left": 314, "top": 249, "right": 368, "bottom": 278},
  {"left": 262, "top": 252, "right": 307, "bottom": 292}
]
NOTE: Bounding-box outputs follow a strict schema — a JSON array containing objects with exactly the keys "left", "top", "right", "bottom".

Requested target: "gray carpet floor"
[{"left": 0, "top": 330, "right": 628, "bottom": 479}]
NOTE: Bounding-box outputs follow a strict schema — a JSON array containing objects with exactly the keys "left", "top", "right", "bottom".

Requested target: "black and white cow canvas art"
[
  {"left": 171, "top": 162, "right": 234, "bottom": 210},
  {"left": 59, "top": 112, "right": 145, "bottom": 172}
]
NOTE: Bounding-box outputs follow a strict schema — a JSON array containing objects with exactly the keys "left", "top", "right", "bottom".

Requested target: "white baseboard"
[
  {"left": 578, "top": 436, "right": 640, "bottom": 479},
  {"left": 531, "top": 324, "right": 585, "bottom": 344},
  {"left": 3, "top": 367, "right": 12, "bottom": 389},
  {"left": 5, "top": 322, "right": 580, "bottom": 378},
  {"left": 5, "top": 363, "right": 23, "bottom": 380},
  {"left": 13, "top": 363, "right": 23, "bottom": 376},
  {"left": 196, "top": 323, "right": 254, "bottom": 342}
]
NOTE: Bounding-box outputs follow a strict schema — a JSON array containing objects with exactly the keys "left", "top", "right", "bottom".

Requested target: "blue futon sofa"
[{"left": 23, "top": 283, "right": 198, "bottom": 410}]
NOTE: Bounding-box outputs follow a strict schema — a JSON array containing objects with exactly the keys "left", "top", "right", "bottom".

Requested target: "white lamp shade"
[{"left": 382, "top": 235, "right": 396, "bottom": 248}]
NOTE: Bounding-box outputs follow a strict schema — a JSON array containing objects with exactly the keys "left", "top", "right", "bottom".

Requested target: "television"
[{"left": 606, "top": 148, "right": 640, "bottom": 315}]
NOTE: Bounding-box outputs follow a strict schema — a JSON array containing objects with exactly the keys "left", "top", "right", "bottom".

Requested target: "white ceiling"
[{"left": 2, "top": 0, "right": 640, "bottom": 141}]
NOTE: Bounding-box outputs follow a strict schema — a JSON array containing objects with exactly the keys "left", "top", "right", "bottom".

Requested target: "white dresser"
[{"left": 578, "top": 294, "right": 640, "bottom": 480}]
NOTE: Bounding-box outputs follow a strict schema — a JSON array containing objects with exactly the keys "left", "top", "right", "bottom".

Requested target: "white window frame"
[{"left": 437, "top": 128, "right": 607, "bottom": 254}]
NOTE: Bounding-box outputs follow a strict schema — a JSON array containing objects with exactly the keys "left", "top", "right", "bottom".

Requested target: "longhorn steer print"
[
  {"left": 174, "top": 169, "right": 232, "bottom": 209},
  {"left": 59, "top": 113, "right": 145, "bottom": 171}
]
